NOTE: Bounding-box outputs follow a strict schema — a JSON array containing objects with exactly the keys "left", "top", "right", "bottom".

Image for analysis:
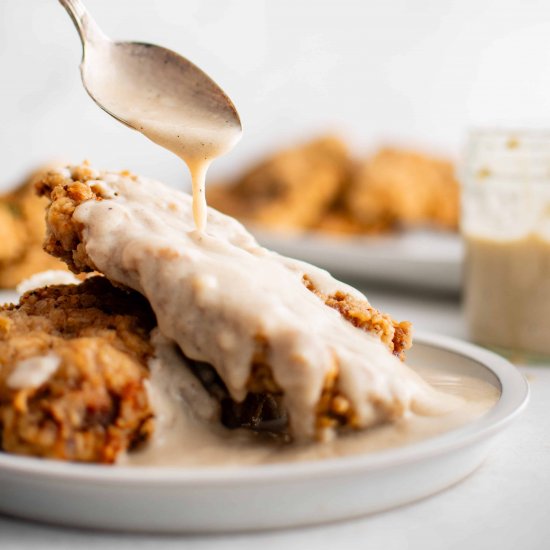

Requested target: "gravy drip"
[
  {"left": 85, "top": 43, "right": 241, "bottom": 231},
  {"left": 122, "top": 336, "right": 499, "bottom": 467}
]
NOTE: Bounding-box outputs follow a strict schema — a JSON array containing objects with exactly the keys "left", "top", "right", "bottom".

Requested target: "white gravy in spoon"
[{"left": 84, "top": 42, "right": 242, "bottom": 231}]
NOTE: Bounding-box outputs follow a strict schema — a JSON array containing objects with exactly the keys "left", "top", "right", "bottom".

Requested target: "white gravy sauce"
[
  {"left": 7, "top": 353, "right": 61, "bottom": 390},
  {"left": 121, "top": 335, "right": 499, "bottom": 467},
  {"left": 69, "top": 168, "right": 449, "bottom": 440},
  {"left": 85, "top": 43, "right": 241, "bottom": 231},
  {"left": 16, "top": 270, "right": 80, "bottom": 296}
]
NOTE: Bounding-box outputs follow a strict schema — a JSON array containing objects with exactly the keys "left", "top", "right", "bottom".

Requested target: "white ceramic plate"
[
  {"left": 0, "top": 332, "right": 527, "bottom": 533},
  {"left": 252, "top": 229, "right": 464, "bottom": 293}
]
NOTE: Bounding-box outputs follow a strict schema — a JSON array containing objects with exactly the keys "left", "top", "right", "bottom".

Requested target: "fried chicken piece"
[
  {"left": 36, "top": 164, "right": 412, "bottom": 362},
  {"left": 207, "top": 136, "right": 352, "bottom": 230},
  {"left": 209, "top": 141, "right": 459, "bottom": 235},
  {"left": 0, "top": 167, "right": 67, "bottom": 288},
  {"left": 37, "top": 163, "right": 421, "bottom": 441},
  {"left": 346, "top": 148, "right": 460, "bottom": 231},
  {"left": 0, "top": 276, "right": 155, "bottom": 463},
  {"left": 313, "top": 208, "right": 392, "bottom": 235}
]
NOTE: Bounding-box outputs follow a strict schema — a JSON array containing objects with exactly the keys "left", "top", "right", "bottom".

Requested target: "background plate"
[{"left": 253, "top": 229, "right": 464, "bottom": 293}]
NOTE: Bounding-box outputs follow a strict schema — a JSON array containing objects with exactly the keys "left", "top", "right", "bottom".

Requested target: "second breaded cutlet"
[
  {"left": 0, "top": 166, "right": 68, "bottom": 288},
  {"left": 0, "top": 276, "right": 155, "bottom": 463}
]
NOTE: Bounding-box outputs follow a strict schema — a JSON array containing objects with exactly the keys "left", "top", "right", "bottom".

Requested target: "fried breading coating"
[
  {"left": 302, "top": 275, "right": 411, "bottom": 360},
  {"left": 207, "top": 140, "right": 459, "bottom": 235},
  {"left": 208, "top": 135, "right": 352, "bottom": 230},
  {"left": 0, "top": 276, "right": 155, "bottom": 463},
  {"left": 0, "top": 167, "right": 68, "bottom": 288},
  {"left": 346, "top": 148, "right": 460, "bottom": 231}
]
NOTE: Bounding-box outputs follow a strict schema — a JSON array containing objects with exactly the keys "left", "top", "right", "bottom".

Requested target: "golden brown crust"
[
  {"left": 347, "top": 148, "right": 460, "bottom": 231},
  {"left": 302, "top": 275, "right": 412, "bottom": 360},
  {"left": 35, "top": 166, "right": 96, "bottom": 273},
  {"left": 207, "top": 136, "right": 352, "bottom": 230},
  {"left": 313, "top": 208, "right": 392, "bottom": 235},
  {"left": 0, "top": 277, "right": 156, "bottom": 463},
  {"left": 0, "top": 166, "right": 68, "bottom": 287},
  {"left": 207, "top": 139, "right": 459, "bottom": 235}
]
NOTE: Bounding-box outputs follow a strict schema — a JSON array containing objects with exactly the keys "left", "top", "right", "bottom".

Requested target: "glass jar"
[{"left": 462, "top": 129, "right": 550, "bottom": 358}]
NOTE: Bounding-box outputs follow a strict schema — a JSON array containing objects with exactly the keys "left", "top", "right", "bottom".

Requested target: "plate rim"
[
  {"left": 0, "top": 331, "right": 529, "bottom": 486},
  {"left": 252, "top": 227, "right": 464, "bottom": 264}
]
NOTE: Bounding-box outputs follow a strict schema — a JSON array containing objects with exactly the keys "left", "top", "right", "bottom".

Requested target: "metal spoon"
[
  {"left": 58, "top": 0, "right": 242, "bottom": 231},
  {"left": 58, "top": 0, "right": 241, "bottom": 137}
]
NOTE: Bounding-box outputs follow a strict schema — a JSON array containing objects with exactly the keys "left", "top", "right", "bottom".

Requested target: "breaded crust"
[
  {"left": 207, "top": 136, "right": 352, "bottom": 230},
  {"left": 0, "top": 166, "right": 68, "bottom": 287},
  {"left": 302, "top": 275, "right": 411, "bottom": 360},
  {"left": 0, "top": 276, "right": 156, "bottom": 463},
  {"left": 206, "top": 139, "right": 459, "bottom": 235},
  {"left": 346, "top": 148, "right": 460, "bottom": 231}
]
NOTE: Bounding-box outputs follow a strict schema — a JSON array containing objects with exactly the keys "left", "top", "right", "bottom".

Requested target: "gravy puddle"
[{"left": 122, "top": 336, "right": 499, "bottom": 468}]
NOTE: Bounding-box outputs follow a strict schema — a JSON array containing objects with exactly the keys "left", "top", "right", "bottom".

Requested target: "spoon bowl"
[
  {"left": 59, "top": 0, "right": 242, "bottom": 137},
  {"left": 59, "top": 0, "right": 242, "bottom": 231}
]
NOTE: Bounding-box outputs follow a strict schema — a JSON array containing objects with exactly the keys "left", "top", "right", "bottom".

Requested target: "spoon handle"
[{"left": 58, "top": 0, "right": 108, "bottom": 47}]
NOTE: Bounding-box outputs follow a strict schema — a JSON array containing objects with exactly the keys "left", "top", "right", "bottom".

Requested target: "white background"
[
  {"left": 2, "top": 0, "right": 550, "bottom": 190},
  {"left": 1, "top": 4, "right": 549, "bottom": 546}
]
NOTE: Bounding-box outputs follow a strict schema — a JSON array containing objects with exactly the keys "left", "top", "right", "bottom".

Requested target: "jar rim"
[
  {"left": 463, "top": 128, "right": 550, "bottom": 181},
  {"left": 467, "top": 128, "right": 550, "bottom": 148}
]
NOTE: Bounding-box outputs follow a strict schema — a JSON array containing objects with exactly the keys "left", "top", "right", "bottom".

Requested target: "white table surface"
[{"left": 1, "top": 285, "right": 548, "bottom": 550}]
